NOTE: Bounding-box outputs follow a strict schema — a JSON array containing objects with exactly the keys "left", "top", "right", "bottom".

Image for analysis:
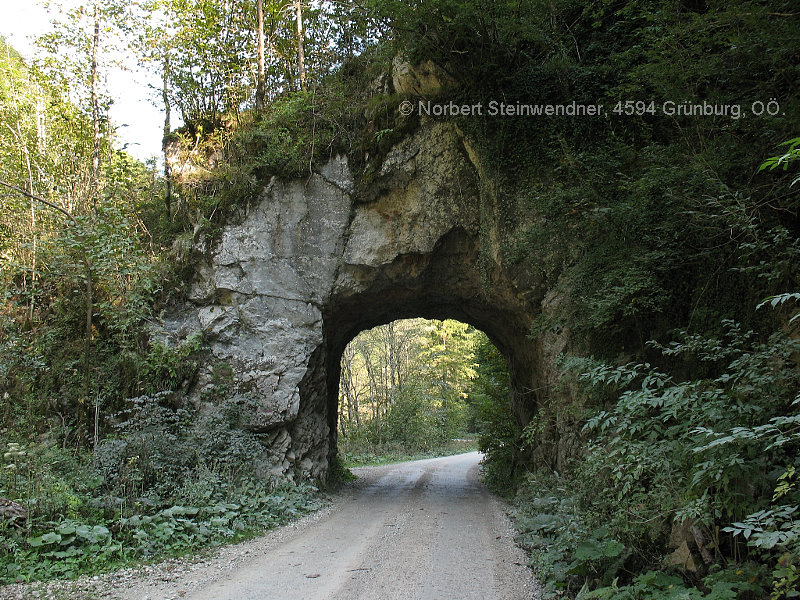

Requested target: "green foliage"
[
  {"left": 759, "top": 138, "right": 800, "bottom": 188},
  {"left": 513, "top": 473, "right": 769, "bottom": 599},
  {"left": 91, "top": 391, "right": 290, "bottom": 508},
  {"left": 505, "top": 312, "right": 800, "bottom": 597},
  {"left": 133, "top": 0, "right": 383, "bottom": 125},
  {"left": 583, "top": 326, "right": 797, "bottom": 513},
  {"left": 326, "top": 454, "right": 357, "bottom": 485},
  {"left": 227, "top": 91, "right": 334, "bottom": 179},
  {"left": 0, "top": 196, "right": 171, "bottom": 440},
  {"left": 722, "top": 460, "right": 800, "bottom": 599},
  {"left": 140, "top": 334, "right": 202, "bottom": 395},
  {"left": 469, "top": 335, "right": 520, "bottom": 494},
  {"left": 0, "top": 392, "right": 325, "bottom": 584},
  {"left": 513, "top": 475, "right": 586, "bottom": 594},
  {"left": 571, "top": 529, "right": 628, "bottom": 576},
  {"left": 363, "top": 0, "right": 558, "bottom": 90},
  {"left": 758, "top": 294, "right": 800, "bottom": 326},
  {"left": 725, "top": 505, "right": 799, "bottom": 552},
  {"left": 581, "top": 566, "right": 765, "bottom": 600},
  {"left": 1, "top": 476, "right": 322, "bottom": 583}
]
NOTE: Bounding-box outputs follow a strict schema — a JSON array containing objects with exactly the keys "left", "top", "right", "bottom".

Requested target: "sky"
[{"left": 1, "top": 0, "right": 166, "bottom": 162}]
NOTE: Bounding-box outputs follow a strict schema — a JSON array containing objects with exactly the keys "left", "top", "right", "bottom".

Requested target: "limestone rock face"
[
  {"left": 392, "top": 55, "right": 457, "bottom": 96},
  {"left": 161, "top": 122, "right": 548, "bottom": 481}
]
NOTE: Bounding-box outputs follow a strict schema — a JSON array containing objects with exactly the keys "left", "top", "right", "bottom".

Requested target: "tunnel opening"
[
  {"left": 288, "top": 226, "right": 544, "bottom": 481},
  {"left": 334, "top": 318, "right": 510, "bottom": 464}
]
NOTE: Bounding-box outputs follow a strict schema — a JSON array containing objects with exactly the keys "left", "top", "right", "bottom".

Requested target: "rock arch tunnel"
[
  {"left": 300, "top": 223, "right": 537, "bottom": 472},
  {"left": 164, "top": 122, "right": 557, "bottom": 481},
  {"left": 313, "top": 226, "right": 540, "bottom": 472}
]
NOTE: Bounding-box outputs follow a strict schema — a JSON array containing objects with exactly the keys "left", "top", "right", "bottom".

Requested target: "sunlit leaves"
[
  {"left": 759, "top": 138, "right": 800, "bottom": 187},
  {"left": 338, "top": 319, "right": 486, "bottom": 455}
]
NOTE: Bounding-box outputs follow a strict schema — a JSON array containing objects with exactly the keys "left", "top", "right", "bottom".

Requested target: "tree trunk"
[
  {"left": 387, "top": 321, "right": 398, "bottom": 402},
  {"left": 294, "top": 0, "right": 306, "bottom": 91},
  {"left": 14, "top": 123, "right": 38, "bottom": 323},
  {"left": 339, "top": 345, "right": 352, "bottom": 435},
  {"left": 255, "top": 0, "right": 266, "bottom": 108},
  {"left": 344, "top": 345, "right": 361, "bottom": 426},
  {"left": 361, "top": 344, "right": 380, "bottom": 443},
  {"left": 90, "top": 2, "right": 101, "bottom": 209},
  {"left": 36, "top": 97, "right": 46, "bottom": 149},
  {"left": 162, "top": 53, "right": 172, "bottom": 218}
]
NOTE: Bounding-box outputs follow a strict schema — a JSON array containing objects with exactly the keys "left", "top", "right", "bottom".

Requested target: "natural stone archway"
[
  {"left": 319, "top": 224, "right": 541, "bottom": 469},
  {"left": 162, "top": 121, "right": 554, "bottom": 481}
]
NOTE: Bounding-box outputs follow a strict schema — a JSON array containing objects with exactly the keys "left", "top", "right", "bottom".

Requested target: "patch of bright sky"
[{"left": 1, "top": 0, "right": 168, "bottom": 163}]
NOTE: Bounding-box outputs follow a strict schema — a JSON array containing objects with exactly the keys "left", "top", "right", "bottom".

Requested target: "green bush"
[
  {"left": 1, "top": 477, "right": 323, "bottom": 583},
  {"left": 507, "top": 313, "right": 800, "bottom": 598},
  {"left": 469, "top": 337, "right": 521, "bottom": 495},
  {"left": 0, "top": 390, "right": 327, "bottom": 584}
]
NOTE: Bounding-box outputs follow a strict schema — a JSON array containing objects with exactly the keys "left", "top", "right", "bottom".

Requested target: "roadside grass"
[{"left": 340, "top": 437, "right": 479, "bottom": 467}]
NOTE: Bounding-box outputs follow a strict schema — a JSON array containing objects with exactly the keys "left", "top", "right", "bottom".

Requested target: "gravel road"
[{"left": 1, "top": 452, "right": 540, "bottom": 600}]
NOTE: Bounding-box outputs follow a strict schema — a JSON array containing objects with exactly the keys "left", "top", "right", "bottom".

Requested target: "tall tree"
[
  {"left": 339, "top": 343, "right": 361, "bottom": 435},
  {"left": 35, "top": 0, "right": 127, "bottom": 211},
  {"left": 161, "top": 52, "right": 173, "bottom": 217},
  {"left": 90, "top": 1, "right": 101, "bottom": 206},
  {"left": 294, "top": 0, "right": 306, "bottom": 90},
  {"left": 255, "top": 0, "right": 267, "bottom": 108},
  {"left": 128, "top": 0, "right": 176, "bottom": 216}
]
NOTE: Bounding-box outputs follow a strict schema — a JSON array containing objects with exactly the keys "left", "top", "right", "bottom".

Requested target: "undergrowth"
[
  {"left": 1, "top": 478, "right": 322, "bottom": 583},
  {"left": 502, "top": 306, "right": 800, "bottom": 599},
  {"left": 0, "top": 392, "right": 326, "bottom": 584}
]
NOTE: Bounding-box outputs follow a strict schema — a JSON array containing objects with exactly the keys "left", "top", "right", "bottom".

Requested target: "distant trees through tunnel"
[{"left": 337, "top": 318, "right": 515, "bottom": 465}]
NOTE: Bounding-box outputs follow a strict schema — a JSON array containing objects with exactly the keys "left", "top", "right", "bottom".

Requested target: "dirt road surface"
[
  {"left": 130, "top": 452, "right": 538, "bottom": 600},
  {"left": 0, "top": 452, "right": 539, "bottom": 600}
]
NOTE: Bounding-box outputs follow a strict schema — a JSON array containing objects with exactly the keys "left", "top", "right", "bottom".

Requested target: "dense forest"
[{"left": 1, "top": 0, "right": 800, "bottom": 598}]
